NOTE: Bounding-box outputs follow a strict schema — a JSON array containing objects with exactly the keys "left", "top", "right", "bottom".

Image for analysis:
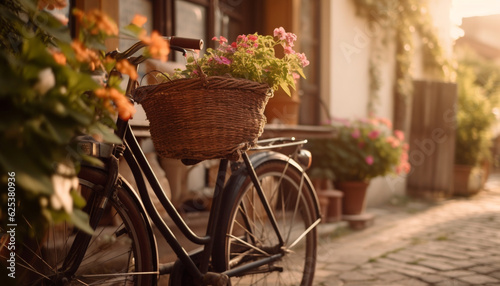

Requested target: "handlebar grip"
[{"left": 169, "top": 37, "right": 204, "bottom": 50}]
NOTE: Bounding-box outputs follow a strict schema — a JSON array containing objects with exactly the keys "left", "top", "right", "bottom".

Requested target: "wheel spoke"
[
  {"left": 217, "top": 159, "right": 317, "bottom": 285},
  {"left": 10, "top": 179, "right": 156, "bottom": 285}
]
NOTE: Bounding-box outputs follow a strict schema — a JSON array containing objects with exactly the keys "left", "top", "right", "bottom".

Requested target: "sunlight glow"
[
  {"left": 450, "top": 0, "right": 500, "bottom": 40},
  {"left": 452, "top": 0, "right": 500, "bottom": 24}
]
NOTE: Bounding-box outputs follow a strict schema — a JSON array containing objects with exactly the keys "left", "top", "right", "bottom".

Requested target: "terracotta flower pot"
[
  {"left": 453, "top": 164, "right": 481, "bottom": 196},
  {"left": 336, "top": 181, "right": 370, "bottom": 215}
]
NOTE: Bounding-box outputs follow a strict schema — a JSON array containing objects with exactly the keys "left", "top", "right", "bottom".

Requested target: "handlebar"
[
  {"left": 108, "top": 36, "right": 204, "bottom": 61},
  {"left": 170, "top": 36, "right": 204, "bottom": 50}
]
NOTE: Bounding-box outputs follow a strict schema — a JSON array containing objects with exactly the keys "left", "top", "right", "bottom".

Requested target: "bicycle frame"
[
  {"left": 113, "top": 117, "right": 321, "bottom": 283},
  {"left": 74, "top": 42, "right": 321, "bottom": 284}
]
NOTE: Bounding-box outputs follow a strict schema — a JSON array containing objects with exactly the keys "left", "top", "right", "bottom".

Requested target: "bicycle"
[{"left": 10, "top": 36, "right": 321, "bottom": 285}]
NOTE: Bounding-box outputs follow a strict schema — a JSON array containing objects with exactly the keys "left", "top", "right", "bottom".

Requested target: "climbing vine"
[{"left": 352, "top": 0, "right": 449, "bottom": 122}]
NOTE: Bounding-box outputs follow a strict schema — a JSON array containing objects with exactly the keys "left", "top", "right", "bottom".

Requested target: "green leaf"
[
  {"left": 42, "top": 116, "right": 74, "bottom": 144},
  {"left": 71, "top": 209, "right": 93, "bottom": 234},
  {"left": 89, "top": 122, "right": 122, "bottom": 144},
  {"left": 67, "top": 70, "right": 100, "bottom": 92},
  {"left": 121, "top": 25, "right": 144, "bottom": 38},
  {"left": 66, "top": 106, "right": 92, "bottom": 125},
  {"left": 16, "top": 171, "right": 54, "bottom": 195},
  {"left": 0, "top": 141, "right": 54, "bottom": 195},
  {"left": 279, "top": 82, "right": 291, "bottom": 96},
  {"left": 297, "top": 67, "right": 306, "bottom": 79},
  {"left": 81, "top": 154, "right": 105, "bottom": 167},
  {"left": 71, "top": 189, "right": 87, "bottom": 209}
]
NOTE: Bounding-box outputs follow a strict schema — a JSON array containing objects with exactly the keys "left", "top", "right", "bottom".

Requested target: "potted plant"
[
  {"left": 143, "top": 28, "right": 309, "bottom": 161},
  {"left": 454, "top": 65, "right": 494, "bottom": 196},
  {"left": 308, "top": 117, "right": 410, "bottom": 215},
  {"left": 0, "top": 1, "right": 166, "bottom": 237},
  {"left": 168, "top": 27, "right": 309, "bottom": 96}
]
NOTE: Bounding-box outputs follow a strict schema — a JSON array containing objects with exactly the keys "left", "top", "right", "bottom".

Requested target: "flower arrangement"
[
  {"left": 0, "top": 0, "right": 168, "bottom": 235},
  {"left": 169, "top": 27, "right": 309, "bottom": 96},
  {"left": 308, "top": 117, "right": 410, "bottom": 182}
]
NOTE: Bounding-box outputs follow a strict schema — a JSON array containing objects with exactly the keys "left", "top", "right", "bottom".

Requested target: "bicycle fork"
[{"left": 58, "top": 150, "right": 122, "bottom": 282}]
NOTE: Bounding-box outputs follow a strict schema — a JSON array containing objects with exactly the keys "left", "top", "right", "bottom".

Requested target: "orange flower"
[
  {"left": 140, "top": 31, "right": 170, "bottom": 62},
  {"left": 50, "top": 49, "right": 67, "bottom": 65},
  {"left": 94, "top": 87, "right": 136, "bottom": 120},
  {"left": 92, "top": 10, "right": 119, "bottom": 36},
  {"left": 38, "top": 0, "right": 67, "bottom": 10},
  {"left": 132, "top": 14, "right": 148, "bottom": 27},
  {"left": 73, "top": 9, "right": 118, "bottom": 36},
  {"left": 116, "top": 60, "right": 138, "bottom": 80},
  {"left": 73, "top": 8, "right": 85, "bottom": 22},
  {"left": 71, "top": 40, "right": 101, "bottom": 70}
]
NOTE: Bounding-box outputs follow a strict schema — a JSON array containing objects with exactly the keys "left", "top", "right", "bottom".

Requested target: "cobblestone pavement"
[{"left": 314, "top": 172, "right": 500, "bottom": 286}]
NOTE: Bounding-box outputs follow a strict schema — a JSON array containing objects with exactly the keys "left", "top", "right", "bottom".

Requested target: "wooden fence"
[{"left": 406, "top": 80, "right": 457, "bottom": 200}]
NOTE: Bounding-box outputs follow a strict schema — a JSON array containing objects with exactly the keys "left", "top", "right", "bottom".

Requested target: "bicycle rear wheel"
[
  {"left": 4, "top": 167, "right": 157, "bottom": 285},
  {"left": 213, "top": 155, "right": 318, "bottom": 285}
]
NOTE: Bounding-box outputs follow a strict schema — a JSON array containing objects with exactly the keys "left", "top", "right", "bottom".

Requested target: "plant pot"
[
  {"left": 481, "top": 160, "right": 491, "bottom": 189},
  {"left": 453, "top": 164, "right": 481, "bottom": 196},
  {"left": 264, "top": 91, "right": 300, "bottom": 125},
  {"left": 336, "top": 181, "right": 370, "bottom": 215},
  {"left": 317, "top": 189, "right": 343, "bottom": 223}
]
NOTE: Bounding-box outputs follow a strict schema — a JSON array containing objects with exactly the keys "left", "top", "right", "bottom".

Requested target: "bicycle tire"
[
  {"left": 213, "top": 154, "right": 318, "bottom": 285},
  {"left": 8, "top": 167, "right": 157, "bottom": 285}
]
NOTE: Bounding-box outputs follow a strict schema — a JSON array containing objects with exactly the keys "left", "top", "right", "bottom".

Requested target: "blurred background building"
[{"left": 69, "top": 0, "right": 500, "bottom": 209}]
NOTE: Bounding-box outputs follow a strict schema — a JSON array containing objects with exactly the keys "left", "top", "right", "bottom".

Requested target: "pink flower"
[
  {"left": 402, "top": 143, "right": 409, "bottom": 151},
  {"left": 394, "top": 130, "right": 405, "bottom": 141},
  {"left": 248, "top": 34, "right": 258, "bottom": 41},
  {"left": 378, "top": 118, "right": 393, "bottom": 128},
  {"left": 351, "top": 129, "right": 361, "bottom": 139},
  {"left": 368, "top": 130, "right": 380, "bottom": 139},
  {"left": 212, "top": 36, "right": 228, "bottom": 44},
  {"left": 273, "top": 27, "right": 287, "bottom": 40},
  {"left": 400, "top": 152, "right": 408, "bottom": 161},
  {"left": 332, "top": 117, "right": 351, "bottom": 127},
  {"left": 285, "top": 32, "right": 297, "bottom": 47},
  {"left": 284, "top": 46, "right": 294, "bottom": 54},
  {"left": 297, "top": 53, "right": 310, "bottom": 67},
  {"left": 397, "top": 162, "right": 411, "bottom": 174},
  {"left": 386, "top": 136, "right": 400, "bottom": 148},
  {"left": 215, "top": 56, "right": 231, "bottom": 65},
  {"left": 237, "top": 34, "right": 248, "bottom": 42},
  {"left": 365, "top": 155, "right": 374, "bottom": 165},
  {"left": 403, "top": 162, "right": 411, "bottom": 173}
]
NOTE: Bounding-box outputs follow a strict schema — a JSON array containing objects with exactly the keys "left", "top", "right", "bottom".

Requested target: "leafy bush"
[
  {"left": 455, "top": 64, "right": 494, "bottom": 166},
  {"left": 0, "top": 0, "right": 166, "bottom": 236},
  {"left": 308, "top": 118, "right": 410, "bottom": 182}
]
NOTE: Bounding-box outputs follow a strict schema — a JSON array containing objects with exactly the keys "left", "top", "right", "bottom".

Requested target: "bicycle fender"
[
  {"left": 118, "top": 176, "right": 159, "bottom": 268},
  {"left": 78, "top": 166, "right": 159, "bottom": 271},
  {"left": 224, "top": 151, "right": 321, "bottom": 220}
]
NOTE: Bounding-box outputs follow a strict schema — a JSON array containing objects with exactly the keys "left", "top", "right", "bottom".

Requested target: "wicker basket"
[{"left": 133, "top": 76, "right": 271, "bottom": 161}]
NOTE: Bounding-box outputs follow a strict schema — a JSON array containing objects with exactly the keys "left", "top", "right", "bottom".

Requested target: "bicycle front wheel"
[
  {"left": 6, "top": 167, "right": 157, "bottom": 285},
  {"left": 213, "top": 155, "right": 318, "bottom": 285}
]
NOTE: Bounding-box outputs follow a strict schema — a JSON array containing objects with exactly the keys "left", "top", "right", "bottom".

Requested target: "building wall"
[
  {"left": 321, "top": 0, "right": 454, "bottom": 206},
  {"left": 329, "top": 0, "right": 372, "bottom": 119}
]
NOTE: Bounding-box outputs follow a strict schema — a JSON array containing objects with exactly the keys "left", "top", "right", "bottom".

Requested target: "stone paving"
[{"left": 314, "top": 172, "right": 500, "bottom": 286}]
